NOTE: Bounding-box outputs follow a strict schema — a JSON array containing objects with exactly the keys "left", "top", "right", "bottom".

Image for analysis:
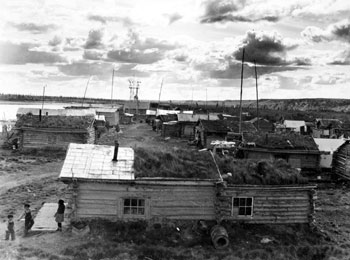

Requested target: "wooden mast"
[
  {"left": 239, "top": 48, "right": 245, "bottom": 134},
  {"left": 41, "top": 85, "right": 46, "bottom": 110},
  {"left": 82, "top": 76, "right": 91, "bottom": 107},
  {"left": 111, "top": 68, "right": 115, "bottom": 107},
  {"left": 254, "top": 60, "right": 259, "bottom": 131}
]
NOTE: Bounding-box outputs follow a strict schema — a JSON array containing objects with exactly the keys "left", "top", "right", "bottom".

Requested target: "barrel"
[{"left": 210, "top": 225, "right": 229, "bottom": 249}]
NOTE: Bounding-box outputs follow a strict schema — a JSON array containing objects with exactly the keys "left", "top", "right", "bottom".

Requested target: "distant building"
[
  {"left": 15, "top": 108, "right": 96, "bottom": 150},
  {"left": 177, "top": 113, "right": 219, "bottom": 139},
  {"left": 283, "top": 120, "right": 306, "bottom": 133},
  {"left": 239, "top": 132, "right": 321, "bottom": 171},
  {"left": 313, "top": 118, "right": 342, "bottom": 138},
  {"left": 124, "top": 101, "right": 150, "bottom": 115},
  {"left": 96, "top": 107, "right": 122, "bottom": 127}
]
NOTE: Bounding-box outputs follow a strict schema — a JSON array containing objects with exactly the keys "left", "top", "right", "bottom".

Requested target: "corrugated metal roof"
[
  {"left": 96, "top": 107, "right": 121, "bottom": 113},
  {"left": 178, "top": 113, "right": 218, "bottom": 122},
  {"left": 283, "top": 120, "right": 306, "bottom": 128},
  {"left": 60, "top": 143, "right": 134, "bottom": 180},
  {"left": 17, "top": 108, "right": 96, "bottom": 116}
]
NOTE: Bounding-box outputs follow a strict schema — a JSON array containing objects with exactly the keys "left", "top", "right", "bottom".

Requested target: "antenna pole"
[
  {"left": 41, "top": 85, "right": 46, "bottom": 110},
  {"left": 111, "top": 68, "right": 115, "bottom": 106},
  {"left": 239, "top": 48, "right": 245, "bottom": 134},
  {"left": 82, "top": 76, "right": 91, "bottom": 107},
  {"left": 158, "top": 78, "right": 163, "bottom": 109},
  {"left": 254, "top": 60, "right": 259, "bottom": 131}
]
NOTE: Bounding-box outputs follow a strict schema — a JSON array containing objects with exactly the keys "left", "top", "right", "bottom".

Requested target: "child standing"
[
  {"left": 54, "top": 199, "right": 65, "bottom": 231},
  {"left": 18, "top": 204, "right": 34, "bottom": 236},
  {"left": 5, "top": 214, "right": 15, "bottom": 241}
]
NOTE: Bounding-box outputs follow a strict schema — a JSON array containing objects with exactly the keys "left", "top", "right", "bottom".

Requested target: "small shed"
[
  {"left": 177, "top": 113, "right": 219, "bottom": 138},
  {"left": 332, "top": 140, "right": 350, "bottom": 180},
  {"left": 96, "top": 107, "right": 121, "bottom": 127},
  {"left": 15, "top": 108, "right": 96, "bottom": 150},
  {"left": 283, "top": 120, "right": 306, "bottom": 133},
  {"left": 239, "top": 133, "right": 321, "bottom": 171},
  {"left": 313, "top": 138, "right": 346, "bottom": 169},
  {"left": 161, "top": 121, "right": 181, "bottom": 138},
  {"left": 124, "top": 101, "right": 150, "bottom": 115},
  {"left": 314, "top": 118, "right": 342, "bottom": 138},
  {"left": 195, "top": 120, "right": 231, "bottom": 148},
  {"left": 59, "top": 144, "right": 316, "bottom": 225}
]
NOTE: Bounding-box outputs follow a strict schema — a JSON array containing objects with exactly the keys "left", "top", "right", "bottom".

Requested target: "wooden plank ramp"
[{"left": 31, "top": 203, "right": 66, "bottom": 232}]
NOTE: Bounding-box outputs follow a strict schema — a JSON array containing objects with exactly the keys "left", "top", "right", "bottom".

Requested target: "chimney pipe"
[
  {"left": 112, "top": 141, "right": 119, "bottom": 162},
  {"left": 39, "top": 109, "right": 42, "bottom": 121}
]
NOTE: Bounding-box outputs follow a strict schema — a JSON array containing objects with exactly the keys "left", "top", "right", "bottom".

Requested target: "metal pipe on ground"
[{"left": 211, "top": 225, "right": 229, "bottom": 249}]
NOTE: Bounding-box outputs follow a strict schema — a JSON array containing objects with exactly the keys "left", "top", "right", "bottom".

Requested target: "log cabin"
[
  {"left": 59, "top": 143, "right": 316, "bottom": 225},
  {"left": 96, "top": 107, "right": 122, "bottom": 127},
  {"left": 15, "top": 108, "right": 96, "bottom": 150},
  {"left": 239, "top": 133, "right": 321, "bottom": 172},
  {"left": 332, "top": 140, "right": 350, "bottom": 180},
  {"left": 195, "top": 120, "right": 256, "bottom": 149}
]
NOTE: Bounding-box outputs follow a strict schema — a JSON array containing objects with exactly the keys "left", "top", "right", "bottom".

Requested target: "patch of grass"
[
  {"left": 134, "top": 147, "right": 219, "bottom": 179},
  {"left": 217, "top": 158, "right": 308, "bottom": 185}
]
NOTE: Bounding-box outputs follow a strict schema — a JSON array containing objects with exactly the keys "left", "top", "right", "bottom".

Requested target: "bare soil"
[{"left": 0, "top": 123, "right": 350, "bottom": 260}]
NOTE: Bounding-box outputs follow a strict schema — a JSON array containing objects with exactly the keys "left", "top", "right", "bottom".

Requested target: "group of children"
[{"left": 4, "top": 200, "right": 65, "bottom": 241}]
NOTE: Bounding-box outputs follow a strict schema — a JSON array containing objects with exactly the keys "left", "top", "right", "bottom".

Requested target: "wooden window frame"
[
  {"left": 232, "top": 197, "right": 254, "bottom": 217},
  {"left": 122, "top": 198, "right": 146, "bottom": 217}
]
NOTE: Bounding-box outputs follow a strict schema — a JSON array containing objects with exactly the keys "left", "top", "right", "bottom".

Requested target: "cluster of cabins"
[
  {"left": 147, "top": 111, "right": 350, "bottom": 179},
  {"left": 8, "top": 104, "right": 350, "bottom": 229}
]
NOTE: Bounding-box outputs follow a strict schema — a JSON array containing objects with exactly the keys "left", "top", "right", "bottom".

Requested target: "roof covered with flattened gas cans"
[{"left": 59, "top": 143, "right": 134, "bottom": 181}]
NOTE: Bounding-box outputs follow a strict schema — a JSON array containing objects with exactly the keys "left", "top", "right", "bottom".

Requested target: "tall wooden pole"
[
  {"left": 111, "top": 68, "right": 115, "bottom": 107},
  {"left": 41, "top": 85, "right": 46, "bottom": 110},
  {"left": 254, "top": 60, "right": 259, "bottom": 131},
  {"left": 82, "top": 76, "right": 91, "bottom": 107},
  {"left": 239, "top": 48, "right": 245, "bottom": 134},
  {"left": 158, "top": 78, "right": 164, "bottom": 113}
]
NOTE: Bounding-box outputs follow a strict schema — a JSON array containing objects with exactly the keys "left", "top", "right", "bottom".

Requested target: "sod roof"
[
  {"left": 216, "top": 157, "right": 308, "bottom": 185},
  {"left": 133, "top": 147, "right": 219, "bottom": 179},
  {"left": 16, "top": 113, "right": 95, "bottom": 129},
  {"left": 243, "top": 132, "right": 319, "bottom": 150},
  {"left": 133, "top": 147, "right": 308, "bottom": 185}
]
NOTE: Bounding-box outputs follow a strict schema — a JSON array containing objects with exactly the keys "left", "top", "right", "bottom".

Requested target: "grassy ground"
[{"left": 1, "top": 122, "right": 350, "bottom": 260}]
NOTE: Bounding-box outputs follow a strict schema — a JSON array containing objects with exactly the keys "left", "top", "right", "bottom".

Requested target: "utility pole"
[
  {"left": 111, "top": 68, "right": 115, "bottom": 107},
  {"left": 158, "top": 78, "right": 164, "bottom": 114},
  {"left": 41, "top": 85, "right": 46, "bottom": 110},
  {"left": 239, "top": 48, "right": 245, "bottom": 134},
  {"left": 254, "top": 60, "right": 259, "bottom": 131},
  {"left": 82, "top": 76, "right": 91, "bottom": 107}
]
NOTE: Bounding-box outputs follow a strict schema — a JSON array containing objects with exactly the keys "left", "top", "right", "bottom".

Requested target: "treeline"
[{"left": 0, "top": 94, "right": 117, "bottom": 104}]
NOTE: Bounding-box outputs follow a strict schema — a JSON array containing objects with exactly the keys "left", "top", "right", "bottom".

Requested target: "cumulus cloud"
[
  {"left": 87, "top": 14, "right": 135, "bottom": 27},
  {"left": 233, "top": 30, "right": 298, "bottom": 65},
  {"left": 328, "top": 49, "right": 350, "bottom": 65},
  {"left": 167, "top": 13, "right": 183, "bottom": 25},
  {"left": 84, "top": 29, "right": 105, "bottom": 49},
  {"left": 302, "top": 19, "right": 350, "bottom": 43},
  {"left": 107, "top": 29, "right": 179, "bottom": 64},
  {"left": 200, "top": 0, "right": 280, "bottom": 23},
  {"left": 0, "top": 41, "right": 66, "bottom": 64},
  {"left": 83, "top": 50, "right": 106, "bottom": 60},
  {"left": 8, "top": 22, "right": 58, "bottom": 34},
  {"left": 49, "top": 35, "right": 63, "bottom": 46},
  {"left": 58, "top": 61, "right": 150, "bottom": 79}
]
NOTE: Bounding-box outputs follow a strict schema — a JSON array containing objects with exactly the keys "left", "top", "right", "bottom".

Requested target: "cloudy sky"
[{"left": 0, "top": 0, "right": 349, "bottom": 101}]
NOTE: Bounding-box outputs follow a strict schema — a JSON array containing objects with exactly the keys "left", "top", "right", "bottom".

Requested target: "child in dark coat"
[
  {"left": 54, "top": 199, "right": 65, "bottom": 231},
  {"left": 18, "top": 204, "right": 34, "bottom": 236},
  {"left": 5, "top": 214, "right": 15, "bottom": 240}
]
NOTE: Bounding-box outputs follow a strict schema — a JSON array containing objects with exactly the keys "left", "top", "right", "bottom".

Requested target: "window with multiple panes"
[
  {"left": 123, "top": 198, "right": 145, "bottom": 215},
  {"left": 232, "top": 197, "right": 253, "bottom": 216}
]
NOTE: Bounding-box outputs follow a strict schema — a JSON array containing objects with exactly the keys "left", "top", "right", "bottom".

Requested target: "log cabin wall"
[
  {"left": 216, "top": 185, "right": 316, "bottom": 224},
  {"left": 72, "top": 181, "right": 216, "bottom": 221},
  {"left": 333, "top": 142, "right": 350, "bottom": 180},
  {"left": 20, "top": 129, "right": 87, "bottom": 149}
]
